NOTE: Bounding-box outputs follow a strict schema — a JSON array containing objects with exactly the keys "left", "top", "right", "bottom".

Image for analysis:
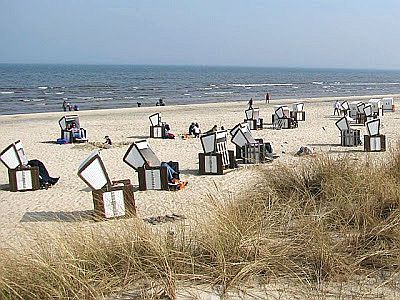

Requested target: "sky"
[{"left": 1, "top": 0, "right": 400, "bottom": 69}]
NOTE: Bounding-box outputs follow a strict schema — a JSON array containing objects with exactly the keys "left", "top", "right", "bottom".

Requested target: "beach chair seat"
[
  {"left": 149, "top": 113, "right": 166, "bottom": 138},
  {"left": 78, "top": 151, "right": 136, "bottom": 220},
  {"left": 290, "top": 103, "right": 306, "bottom": 121},
  {"left": 272, "top": 106, "right": 297, "bottom": 129},
  {"left": 123, "top": 140, "right": 181, "bottom": 190},
  {"left": 0, "top": 140, "right": 41, "bottom": 192},
  {"left": 230, "top": 123, "right": 275, "bottom": 164},
  {"left": 199, "top": 131, "right": 236, "bottom": 175},
  {"left": 244, "top": 107, "right": 263, "bottom": 130},
  {"left": 58, "top": 115, "right": 88, "bottom": 143},
  {"left": 335, "top": 117, "right": 361, "bottom": 147},
  {"left": 382, "top": 97, "right": 395, "bottom": 112},
  {"left": 364, "top": 119, "right": 386, "bottom": 152}
]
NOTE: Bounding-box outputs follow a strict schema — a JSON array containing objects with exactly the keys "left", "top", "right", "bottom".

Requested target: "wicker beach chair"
[
  {"left": 230, "top": 123, "right": 275, "bottom": 164},
  {"left": 340, "top": 101, "right": 350, "bottom": 116},
  {"left": 335, "top": 116, "right": 361, "bottom": 147},
  {"left": 290, "top": 102, "right": 306, "bottom": 121},
  {"left": 355, "top": 102, "right": 367, "bottom": 124},
  {"left": 198, "top": 130, "right": 236, "bottom": 175},
  {"left": 149, "top": 113, "right": 167, "bottom": 138},
  {"left": 349, "top": 101, "right": 363, "bottom": 119},
  {"left": 123, "top": 140, "right": 182, "bottom": 190},
  {"left": 244, "top": 107, "right": 263, "bottom": 130},
  {"left": 78, "top": 151, "right": 135, "bottom": 220},
  {"left": 382, "top": 97, "right": 395, "bottom": 112},
  {"left": 364, "top": 118, "right": 386, "bottom": 152},
  {"left": 368, "top": 98, "right": 383, "bottom": 117},
  {"left": 58, "top": 115, "right": 87, "bottom": 143},
  {"left": 272, "top": 105, "right": 297, "bottom": 129},
  {"left": 0, "top": 140, "right": 40, "bottom": 192}
]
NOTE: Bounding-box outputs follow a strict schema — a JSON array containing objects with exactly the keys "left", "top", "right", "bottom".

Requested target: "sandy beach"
[{"left": 1, "top": 94, "right": 400, "bottom": 250}]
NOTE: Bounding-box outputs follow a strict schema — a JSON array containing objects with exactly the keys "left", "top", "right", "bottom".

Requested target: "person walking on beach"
[
  {"left": 333, "top": 100, "right": 340, "bottom": 116},
  {"left": 62, "top": 100, "right": 68, "bottom": 111},
  {"left": 248, "top": 98, "right": 253, "bottom": 109},
  {"left": 265, "top": 92, "right": 270, "bottom": 103}
]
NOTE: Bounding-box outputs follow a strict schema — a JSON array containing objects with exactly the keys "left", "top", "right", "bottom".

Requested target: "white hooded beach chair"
[
  {"left": 382, "top": 97, "right": 395, "bottom": 112},
  {"left": 78, "top": 151, "right": 136, "bottom": 220},
  {"left": 362, "top": 104, "right": 378, "bottom": 123},
  {"left": 149, "top": 113, "right": 166, "bottom": 138},
  {"left": 272, "top": 105, "right": 297, "bottom": 129},
  {"left": 58, "top": 115, "right": 88, "bottom": 143},
  {"left": 123, "top": 140, "right": 181, "bottom": 190},
  {"left": 340, "top": 101, "right": 350, "bottom": 115},
  {"left": 368, "top": 98, "right": 383, "bottom": 117},
  {"left": 0, "top": 140, "right": 40, "bottom": 192},
  {"left": 335, "top": 117, "right": 361, "bottom": 147},
  {"left": 355, "top": 102, "right": 367, "bottom": 124},
  {"left": 244, "top": 107, "right": 263, "bottom": 130},
  {"left": 230, "top": 123, "right": 275, "bottom": 164},
  {"left": 349, "top": 101, "right": 363, "bottom": 118},
  {"left": 198, "top": 131, "right": 236, "bottom": 175},
  {"left": 364, "top": 119, "right": 386, "bottom": 152},
  {"left": 290, "top": 102, "right": 306, "bottom": 121}
]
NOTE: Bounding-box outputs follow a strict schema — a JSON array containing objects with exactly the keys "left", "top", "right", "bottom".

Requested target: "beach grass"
[{"left": 1, "top": 147, "right": 400, "bottom": 299}]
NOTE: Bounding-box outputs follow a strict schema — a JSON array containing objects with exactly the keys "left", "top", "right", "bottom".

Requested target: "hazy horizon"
[{"left": 1, "top": 0, "right": 400, "bottom": 69}]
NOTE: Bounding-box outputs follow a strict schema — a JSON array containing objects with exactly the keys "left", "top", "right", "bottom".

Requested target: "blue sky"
[{"left": 1, "top": 0, "right": 400, "bottom": 69}]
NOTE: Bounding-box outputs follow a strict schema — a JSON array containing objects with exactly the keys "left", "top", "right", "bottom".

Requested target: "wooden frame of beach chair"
[
  {"left": 149, "top": 113, "right": 166, "bottom": 138},
  {"left": 198, "top": 131, "right": 236, "bottom": 175},
  {"left": 244, "top": 108, "right": 263, "bottom": 130},
  {"left": 230, "top": 124, "right": 273, "bottom": 164},
  {"left": 335, "top": 117, "right": 361, "bottom": 147},
  {"left": 272, "top": 106, "right": 297, "bottom": 129},
  {"left": 78, "top": 151, "right": 136, "bottom": 220},
  {"left": 0, "top": 140, "right": 40, "bottom": 192},
  {"left": 363, "top": 119, "right": 386, "bottom": 152},
  {"left": 290, "top": 103, "right": 306, "bottom": 121},
  {"left": 382, "top": 97, "right": 395, "bottom": 112},
  {"left": 368, "top": 98, "right": 383, "bottom": 117},
  {"left": 123, "top": 140, "right": 180, "bottom": 190},
  {"left": 58, "top": 115, "right": 88, "bottom": 143}
]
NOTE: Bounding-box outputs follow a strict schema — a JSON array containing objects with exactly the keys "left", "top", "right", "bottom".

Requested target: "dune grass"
[{"left": 1, "top": 148, "right": 400, "bottom": 299}]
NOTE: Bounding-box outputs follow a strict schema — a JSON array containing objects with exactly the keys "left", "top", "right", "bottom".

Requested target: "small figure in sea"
[
  {"left": 137, "top": 102, "right": 142, "bottom": 107},
  {"left": 248, "top": 98, "right": 253, "bottom": 109},
  {"left": 193, "top": 123, "right": 201, "bottom": 138},
  {"left": 73, "top": 104, "right": 79, "bottom": 111},
  {"left": 156, "top": 98, "right": 165, "bottom": 106},
  {"left": 265, "top": 92, "right": 270, "bottom": 103},
  {"left": 333, "top": 100, "right": 340, "bottom": 116},
  {"left": 62, "top": 100, "right": 68, "bottom": 112}
]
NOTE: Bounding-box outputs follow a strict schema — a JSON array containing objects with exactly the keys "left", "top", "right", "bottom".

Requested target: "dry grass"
[{"left": 1, "top": 147, "right": 400, "bottom": 299}]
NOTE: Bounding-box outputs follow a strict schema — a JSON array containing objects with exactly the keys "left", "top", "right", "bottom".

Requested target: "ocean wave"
[
  {"left": 124, "top": 96, "right": 135, "bottom": 99},
  {"left": 183, "top": 93, "right": 191, "bottom": 96},
  {"left": 334, "top": 82, "right": 400, "bottom": 86},
  {"left": 38, "top": 86, "right": 48, "bottom": 90},
  {"left": 204, "top": 91, "right": 233, "bottom": 95},
  {"left": 76, "top": 96, "right": 94, "bottom": 100},
  {"left": 203, "top": 87, "right": 213, "bottom": 90},
  {"left": 55, "top": 92, "right": 65, "bottom": 95},
  {"left": 0, "top": 91, "right": 14, "bottom": 94},
  {"left": 312, "top": 81, "right": 324, "bottom": 85},
  {"left": 229, "top": 83, "right": 293, "bottom": 87},
  {"left": 93, "top": 97, "right": 113, "bottom": 101}
]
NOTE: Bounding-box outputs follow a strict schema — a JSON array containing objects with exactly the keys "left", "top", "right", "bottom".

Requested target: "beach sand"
[{"left": 1, "top": 94, "right": 400, "bottom": 249}]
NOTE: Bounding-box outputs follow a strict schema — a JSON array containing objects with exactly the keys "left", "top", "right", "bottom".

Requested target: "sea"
[{"left": 1, "top": 64, "right": 400, "bottom": 115}]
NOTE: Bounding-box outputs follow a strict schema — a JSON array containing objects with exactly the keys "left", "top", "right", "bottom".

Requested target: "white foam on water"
[
  {"left": 312, "top": 81, "right": 323, "bottom": 85},
  {"left": 0, "top": 91, "right": 14, "bottom": 94},
  {"left": 183, "top": 93, "right": 191, "bottom": 96},
  {"left": 55, "top": 92, "right": 64, "bottom": 95},
  {"left": 229, "top": 83, "right": 293, "bottom": 87},
  {"left": 124, "top": 96, "right": 135, "bottom": 99},
  {"left": 38, "top": 86, "right": 48, "bottom": 90}
]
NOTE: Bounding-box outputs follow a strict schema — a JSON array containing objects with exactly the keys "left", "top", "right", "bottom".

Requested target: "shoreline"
[{"left": 1, "top": 93, "right": 400, "bottom": 119}]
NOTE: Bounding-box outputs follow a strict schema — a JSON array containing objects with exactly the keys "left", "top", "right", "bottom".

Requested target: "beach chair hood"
[
  {"left": 123, "top": 140, "right": 161, "bottom": 170},
  {"left": 293, "top": 103, "right": 304, "bottom": 112},
  {"left": 245, "top": 108, "right": 260, "bottom": 120},
  {"left": 231, "top": 126, "right": 257, "bottom": 148},
  {"left": 78, "top": 151, "right": 111, "bottom": 190},
  {"left": 0, "top": 140, "right": 28, "bottom": 169},
  {"left": 200, "top": 131, "right": 227, "bottom": 154},
  {"left": 366, "top": 119, "right": 380, "bottom": 136},
  {"left": 149, "top": 113, "right": 161, "bottom": 126},
  {"left": 59, "top": 115, "right": 80, "bottom": 130},
  {"left": 335, "top": 116, "right": 350, "bottom": 132},
  {"left": 341, "top": 101, "right": 349, "bottom": 111}
]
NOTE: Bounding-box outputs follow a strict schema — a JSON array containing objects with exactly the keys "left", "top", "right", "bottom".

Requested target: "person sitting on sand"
[
  {"left": 188, "top": 122, "right": 195, "bottom": 135},
  {"left": 193, "top": 123, "right": 201, "bottom": 138},
  {"left": 164, "top": 124, "right": 175, "bottom": 139}
]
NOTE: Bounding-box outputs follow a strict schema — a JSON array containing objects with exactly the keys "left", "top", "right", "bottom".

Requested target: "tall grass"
[{"left": 1, "top": 147, "right": 400, "bottom": 299}]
